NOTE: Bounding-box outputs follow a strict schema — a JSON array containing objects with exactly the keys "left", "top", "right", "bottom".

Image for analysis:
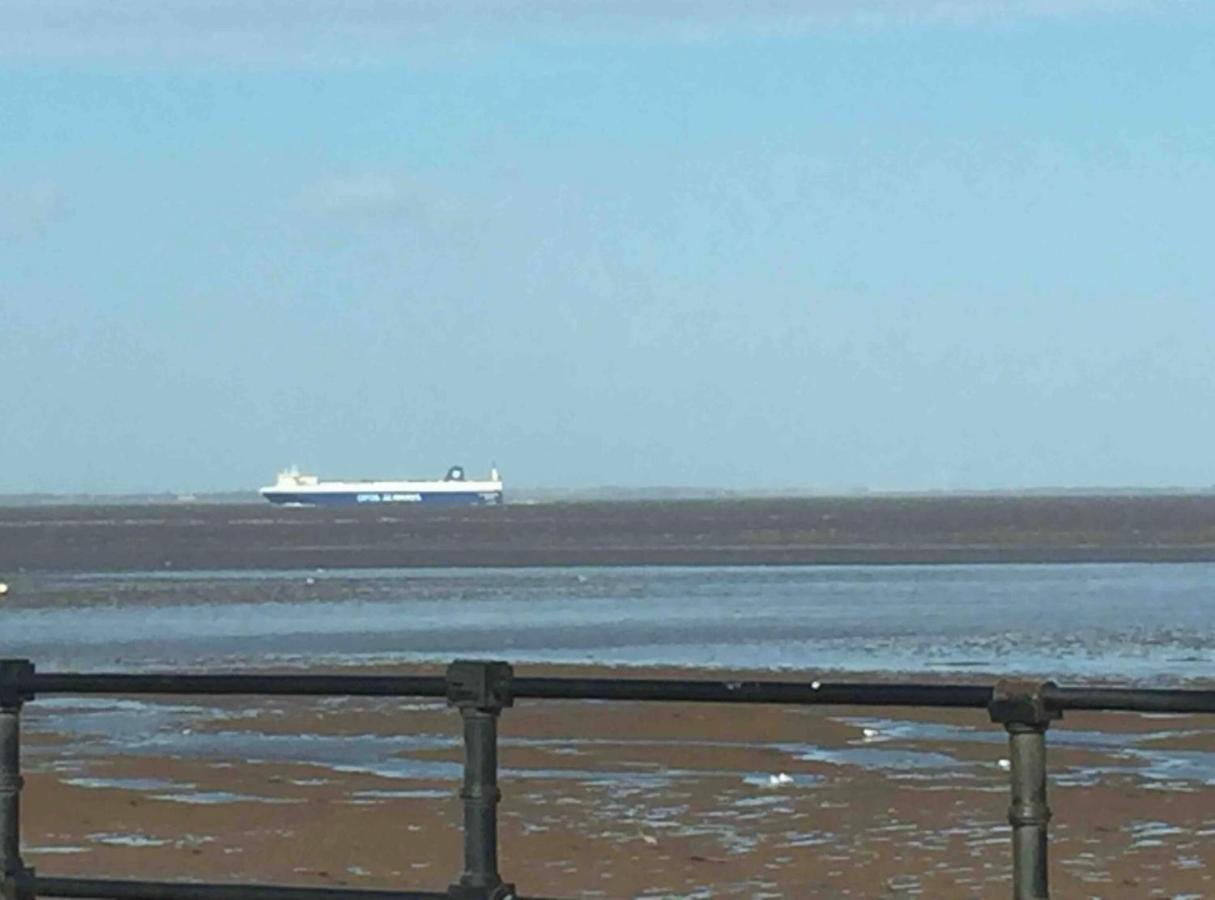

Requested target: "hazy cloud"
[
  {"left": 302, "top": 173, "right": 429, "bottom": 219},
  {"left": 0, "top": 183, "right": 69, "bottom": 239},
  {"left": 298, "top": 172, "right": 478, "bottom": 248},
  {"left": 0, "top": 0, "right": 1165, "bottom": 65}
]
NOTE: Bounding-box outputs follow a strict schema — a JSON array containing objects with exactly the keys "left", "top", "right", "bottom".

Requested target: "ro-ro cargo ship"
[{"left": 259, "top": 465, "right": 503, "bottom": 506}]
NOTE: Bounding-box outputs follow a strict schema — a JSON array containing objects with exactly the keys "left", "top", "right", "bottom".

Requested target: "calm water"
[{"left": 2, "top": 563, "right": 1213, "bottom": 681}]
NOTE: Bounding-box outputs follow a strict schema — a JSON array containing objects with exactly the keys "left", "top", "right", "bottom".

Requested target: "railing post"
[
  {"left": 0, "top": 661, "right": 34, "bottom": 900},
  {"left": 446, "top": 660, "right": 515, "bottom": 900},
  {"left": 989, "top": 679, "right": 1060, "bottom": 900}
]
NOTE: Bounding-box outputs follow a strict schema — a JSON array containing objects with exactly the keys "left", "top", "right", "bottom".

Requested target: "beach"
[
  {"left": 18, "top": 664, "right": 1215, "bottom": 898},
  {"left": 2, "top": 498, "right": 1214, "bottom": 897}
]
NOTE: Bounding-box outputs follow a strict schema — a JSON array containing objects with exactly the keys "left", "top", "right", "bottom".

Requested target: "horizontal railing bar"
[
  {"left": 1044, "top": 685, "right": 1215, "bottom": 713},
  {"left": 25, "top": 673, "right": 996, "bottom": 707},
  {"left": 17, "top": 672, "right": 1215, "bottom": 714},
  {"left": 512, "top": 677, "right": 996, "bottom": 707},
  {"left": 28, "top": 674, "right": 449, "bottom": 697},
  {"left": 29, "top": 876, "right": 449, "bottom": 900}
]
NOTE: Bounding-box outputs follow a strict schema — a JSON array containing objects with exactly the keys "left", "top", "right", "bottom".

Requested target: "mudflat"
[
  {"left": 18, "top": 664, "right": 1215, "bottom": 898},
  {"left": 7, "top": 499, "right": 1214, "bottom": 896},
  {"left": 5, "top": 494, "right": 1215, "bottom": 571}
]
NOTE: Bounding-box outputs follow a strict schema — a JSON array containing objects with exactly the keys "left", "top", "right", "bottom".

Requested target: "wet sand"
[
  {"left": 6, "top": 499, "right": 1215, "bottom": 895},
  {"left": 19, "top": 665, "right": 1215, "bottom": 898},
  {"left": 5, "top": 494, "right": 1215, "bottom": 572}
]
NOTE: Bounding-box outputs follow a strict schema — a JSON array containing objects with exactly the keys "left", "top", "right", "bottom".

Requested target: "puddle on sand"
[
  {"left": 1130, "top": 820, "right": 1186, "bottom": 848},
  {"left": 786, "top": 742, "right": 969, "bottom": 773},
  {"left": 86, "top": 833, "right": 171, "bottom": 848},
  {"left": 351, "top": 788, "right": 449, "bottom": 800},
  {"left": 23, "top": 845, "right": 90, "bottom": 855},
  {"left": 837, "top": 715, "right": 1215, "bottom": 788},
  {"left": 151, "top": 791, "right": 303, "bottom": 805},
  {"left": 62, "top": 776, "right": 185, "bottom": 792},
  {"left": 740, "top": 773, "right": 821, "bottom": 789}
]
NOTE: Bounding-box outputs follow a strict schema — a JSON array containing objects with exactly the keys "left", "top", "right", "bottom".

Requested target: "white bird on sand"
[{"left": 0, "top": 583, "right": 8, "bottom": 597}]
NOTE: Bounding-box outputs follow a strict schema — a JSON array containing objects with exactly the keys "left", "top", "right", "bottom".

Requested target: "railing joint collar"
[
  {"left": 0, "top": 662, "right": 34, "bottom": 709},
  {"left": 988, "top": 678, "right": 1061, "bottom": 728},
  {"left": 447, "top": 661, "right": 514, "bottom": 711}
]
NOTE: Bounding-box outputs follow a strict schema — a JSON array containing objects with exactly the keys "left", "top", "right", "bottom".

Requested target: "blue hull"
[{"left": 262, "top": 491, "right": 502, "bottom": 507}]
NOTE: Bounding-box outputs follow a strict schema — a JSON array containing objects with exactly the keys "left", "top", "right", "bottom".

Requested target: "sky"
[{"left": 2, "top": 0, "right": 1213, "bottom": 493}]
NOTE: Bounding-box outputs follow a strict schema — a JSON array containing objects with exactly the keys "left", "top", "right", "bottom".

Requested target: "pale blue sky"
[{"left": 2, "top": 1, "right": 1213, "bottom": 493}]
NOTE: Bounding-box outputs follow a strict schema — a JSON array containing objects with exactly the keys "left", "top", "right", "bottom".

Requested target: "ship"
[{"left": 259, "top": 465, "right": 503, "bottom": 506}]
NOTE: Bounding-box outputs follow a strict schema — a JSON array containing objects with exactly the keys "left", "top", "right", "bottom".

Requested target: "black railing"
[{"left": 0, "top": 659, "right": 1212, "bottom": 900}]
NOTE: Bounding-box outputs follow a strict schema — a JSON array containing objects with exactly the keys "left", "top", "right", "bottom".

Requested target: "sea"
[{"left": 3, "top": 562, "right": 1213, "bottom": 683}]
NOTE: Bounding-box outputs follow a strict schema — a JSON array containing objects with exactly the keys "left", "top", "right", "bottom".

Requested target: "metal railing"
[{"left": 0, "top": 658, "right": 1212, "bottom": 900}]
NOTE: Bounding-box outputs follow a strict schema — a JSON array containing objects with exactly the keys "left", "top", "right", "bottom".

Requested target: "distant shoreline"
[
  {"left": 4, "top": 494, "right": 1215, "bottom": 572},
  {"left": 2, "top": 485, "right": 1214, "bottom": 507}
]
